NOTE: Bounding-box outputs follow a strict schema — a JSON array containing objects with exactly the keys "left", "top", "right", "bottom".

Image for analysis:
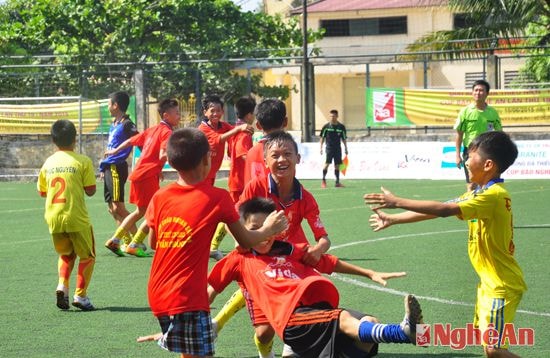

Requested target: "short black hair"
[
  {"left": 468, "top": 131, "right": 518, "bottom": 173},
  {"left": 239, "top": 197, "right": 276, "bottom": 222},
  {"left": 167, "top": 128, "right": 210, "bottom": 171},
  {"left": 235, "top": 96, "right": 256, "bottom": 119},
  {"left": 202, "top": 94, "right": 224, "bottom": 112},
  {"left": 254, "top": 98, "right": 286, "bottom": 131},
  {"left": 51, "top": 119, "right": 76, "bottom": 147},
  {"left": 330, "top": 109, "right": 338, "bottom": 115},
  {"left": 109, "top": 91, "right": 130, "bottom": 112},
  {"left": 472, "top": 79, "right": 490, "bottom": 93},
  {"left": 158, "top": 98, "right": 179, "bottom": 118},
  {"left": 263, "top": 130, "right": 298, "bottom": 157}
]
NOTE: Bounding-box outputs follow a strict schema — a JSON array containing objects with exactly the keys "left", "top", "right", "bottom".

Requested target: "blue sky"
[{"left": 231, "top": 0, "right": 262, "bottom": 12}]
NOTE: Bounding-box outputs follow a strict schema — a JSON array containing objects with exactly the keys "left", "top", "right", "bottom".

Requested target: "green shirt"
[{"left": 454, "top": 103, "right": 502, "bottom": 147}]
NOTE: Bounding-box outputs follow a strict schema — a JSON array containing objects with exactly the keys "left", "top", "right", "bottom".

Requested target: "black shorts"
[
  {"left": 103, "top": 162, "right": 128, "bottom": 203},
  {"left": 283, "top": 303, "right": 378, "bottom": 358},
  {"left": 325, "top": 148, "right": 343, "bottom": 165}
]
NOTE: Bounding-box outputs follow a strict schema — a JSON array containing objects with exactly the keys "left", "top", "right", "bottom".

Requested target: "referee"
[{"left": 319, "top": 109, "right": 348, "bottom": 188}]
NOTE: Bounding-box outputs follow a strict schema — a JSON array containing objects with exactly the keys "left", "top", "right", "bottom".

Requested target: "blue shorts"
[{"left": 157, "top": 311, "right": 215, "bottom": 356}]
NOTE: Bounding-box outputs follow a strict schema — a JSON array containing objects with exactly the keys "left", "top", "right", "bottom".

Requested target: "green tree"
[
  {"left": 0, "top": 0, "right": 320, "bottom": 100},
  {"left": 406, "top": 0, "right": 549, "bottom": 85}
]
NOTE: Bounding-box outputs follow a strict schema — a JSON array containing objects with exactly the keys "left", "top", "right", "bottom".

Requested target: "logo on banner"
[
  {"left": 416, "top": 323, "right": 535, "bottom": 350},
  {"left": 373, "top": 91, "right": 396, "bottom": 123}
]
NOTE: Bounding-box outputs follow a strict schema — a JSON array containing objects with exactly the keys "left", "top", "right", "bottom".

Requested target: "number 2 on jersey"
[{"left": 51, "top": 177, "right": 67, "bottom": 204}]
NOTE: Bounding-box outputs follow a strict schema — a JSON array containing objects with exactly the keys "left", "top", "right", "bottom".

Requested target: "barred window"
[{"left": 321, "top": 16, "right": 407, "bottom": 37}]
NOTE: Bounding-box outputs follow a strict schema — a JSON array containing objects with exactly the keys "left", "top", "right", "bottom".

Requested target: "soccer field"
[{"left": 1, "top": 179, "right": 548, "bottom": 357}]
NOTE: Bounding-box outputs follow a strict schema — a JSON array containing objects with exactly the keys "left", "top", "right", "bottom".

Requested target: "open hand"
[
  {"left": 371, "top": 271, "right": 407, "bottom": 286},
  {"left": 363, "top": 187, "right": 398, "bottom": 210},
  {"left": 369, "top": 209, "right": 393, "bottom": 232}
]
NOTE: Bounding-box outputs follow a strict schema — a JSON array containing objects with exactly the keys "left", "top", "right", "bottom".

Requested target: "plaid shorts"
[{"left": 157, "top": 311, "right": 215, "bottom": 356}]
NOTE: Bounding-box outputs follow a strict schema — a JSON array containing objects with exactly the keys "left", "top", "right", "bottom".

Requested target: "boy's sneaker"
[
  {"left": 72, "top": 295, "right": 95, "bottom": 311},
  {"left": 105, "top": 238, "right": 125, "bottom": 257},
  {"left": 321, "top": 180, "right": 327, "bottom": 189},
  {"left": 209, "top": 250, "right": 224, "bottom": 261},
  {"left": 400, "top": 294, "right": 423, "bottom": 344},
  {"left": 56, "top": 290, "right": 69, "bottom": 310},
  {"left": 335, "top": 182, "right": 344, "bottom": 188},
  {"left": 125, "top": 243, "right": 153, "bottom": 257}
]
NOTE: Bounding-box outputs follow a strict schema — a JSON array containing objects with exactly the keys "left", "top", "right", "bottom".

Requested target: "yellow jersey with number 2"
[{"left": 37, "top": 150, "right": 96, "bottom": 234}]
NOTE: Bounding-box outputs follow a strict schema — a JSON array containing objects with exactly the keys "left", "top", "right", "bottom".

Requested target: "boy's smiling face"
[
  {"left": 264, "top": 140, "right": 300, "bottom": 182},
  {"left": 204, "top": 103, "right": 224, "bottom": 126}
]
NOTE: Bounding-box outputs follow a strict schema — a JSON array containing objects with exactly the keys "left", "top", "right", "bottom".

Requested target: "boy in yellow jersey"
[
  {"left": 37, "top": 120, "right": 97, "bottom": 311},
  {"left": 364, "top": 131, "right": 526, "bottom": 358}
]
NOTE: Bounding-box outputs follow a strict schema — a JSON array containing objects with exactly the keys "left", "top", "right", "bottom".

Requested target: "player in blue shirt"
[{"left": 99, "top": 91, "right": 138, "bottom": 244}]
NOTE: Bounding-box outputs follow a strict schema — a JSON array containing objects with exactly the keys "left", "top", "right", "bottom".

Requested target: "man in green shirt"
[{"left": 454, "top": 79, "right": 502, "bottom": 191}]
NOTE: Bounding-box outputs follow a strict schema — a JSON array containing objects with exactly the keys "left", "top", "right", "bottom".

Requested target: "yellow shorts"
[
  {"left": 473, "top": 287, "right": 523, "bottom": 349},
  {"left": 52, "top": 226, "right": 96, "bottom": 259}
]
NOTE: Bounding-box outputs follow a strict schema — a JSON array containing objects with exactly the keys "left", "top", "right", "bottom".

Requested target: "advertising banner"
[
  {"left": 366, "top": 88, "right": 550, "bottom": 127},
  {"left": 295, "top": 140, "right": 550, "bottom": 180},
  {"left": 0, "top": 97, "right": 136, "bottom": 134}
]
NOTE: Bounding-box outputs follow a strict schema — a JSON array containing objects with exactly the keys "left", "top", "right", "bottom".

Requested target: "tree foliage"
[
  {"left": 0, "top": 0, "right": 320, "bottom": 101},
  {"left": 406, "top": 0, "right": 549, "bottom": 84}
]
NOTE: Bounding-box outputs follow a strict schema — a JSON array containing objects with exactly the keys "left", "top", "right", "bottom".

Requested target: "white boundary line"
[{"left": 329, "top": 231, "right": 550, "bottom": 318}]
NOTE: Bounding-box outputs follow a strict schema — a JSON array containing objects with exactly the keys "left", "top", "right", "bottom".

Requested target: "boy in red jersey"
[
  {"left": 104, "top": 99, "right": 180, "bottom": 257},
  {"left": 209, "top": 96, "right": 257, "bottom": 260},
  {"left": 206, "top": 197, "right": 423, "bottom": 358},
  {"left": 243, "top": 98, "right": 287, "bottom": 184},
  {"left": 214, "top": 130, "right": 332, "bottom": 357},
  {"left": 227, "top": 96, "right": 256, "bottom": 202},
  {"left": 143, "top": 128, "right": 287, "bottom": 357},
  {"left": 38, "top": 120, "right": 97, "bottom": 311},
  {"left": 198, "top": 94, "right": 253, "bottom": 186}
]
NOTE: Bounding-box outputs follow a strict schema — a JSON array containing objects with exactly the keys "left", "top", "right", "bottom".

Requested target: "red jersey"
[
  {"left": 208, "top": 243, "right": 340, "bottom": 338},
  {"left": 228, "top": 128, "right": 253, "bottom": 193},
  {"left": 244, "top": 139, "right": 268, "bottom": 185},
  {"left": 198, "top": 120, "right": 234, "bottom": 183},
  {"left": 145, "top": 181, "right": 240, "bottom": 317},
  {"left": 128, "top": 121, "right": 173, "bottom": 181},
  {"left": 238, "top": 175, "right": 328, "bottom": 245}
]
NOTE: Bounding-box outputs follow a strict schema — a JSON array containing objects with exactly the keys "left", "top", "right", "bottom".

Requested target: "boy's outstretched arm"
[
  {"left": 333, "top": 259, "right": 406, "bottom": 287},
  {"left": 369, "top": 209, "right": 435, "bottom": 232},
  {"left": 364, "top": 187, "right": 460, "bottom": 218}
]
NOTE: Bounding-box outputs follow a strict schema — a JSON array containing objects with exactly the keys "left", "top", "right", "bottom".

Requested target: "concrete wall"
[{"left": 0, "top": 134, "right": 108, "bottom": 181}]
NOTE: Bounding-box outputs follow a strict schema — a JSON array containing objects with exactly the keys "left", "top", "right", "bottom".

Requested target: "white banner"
[{"left": 295, "top": 140, "right": 550, "bottom": 180}]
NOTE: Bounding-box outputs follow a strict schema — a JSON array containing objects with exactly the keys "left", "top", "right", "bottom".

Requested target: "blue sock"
[{"left": 358, "top": 321, "right": 410, "bottom": 344}]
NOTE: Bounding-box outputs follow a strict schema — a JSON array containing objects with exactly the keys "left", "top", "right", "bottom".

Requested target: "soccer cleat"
[
  {"left": 400, "top": 294, "right": 423, "bottom": 345},
  {"left": 209, "top": 250, "right": 224, "bottom": 261},
  {"left": 281, "top": 344, "right": 296, "bottom": 357},
  {"left": 56, "top": 290, "right": 69, "bottom": 310},
  {"left": 105, "top": 238, "right": 125, "bottom": 257},
  {"left": 125, "top": 243, "right": 153, "bottom": 257},
  {"left": 72, "top": 295, "right": 95, "bottom": 311},
  {"left": 335, "top": 182, "right": 344, "bottom": 188},
  {"left": 321, "top": 180, "right": 327, "bottom": 189}
]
